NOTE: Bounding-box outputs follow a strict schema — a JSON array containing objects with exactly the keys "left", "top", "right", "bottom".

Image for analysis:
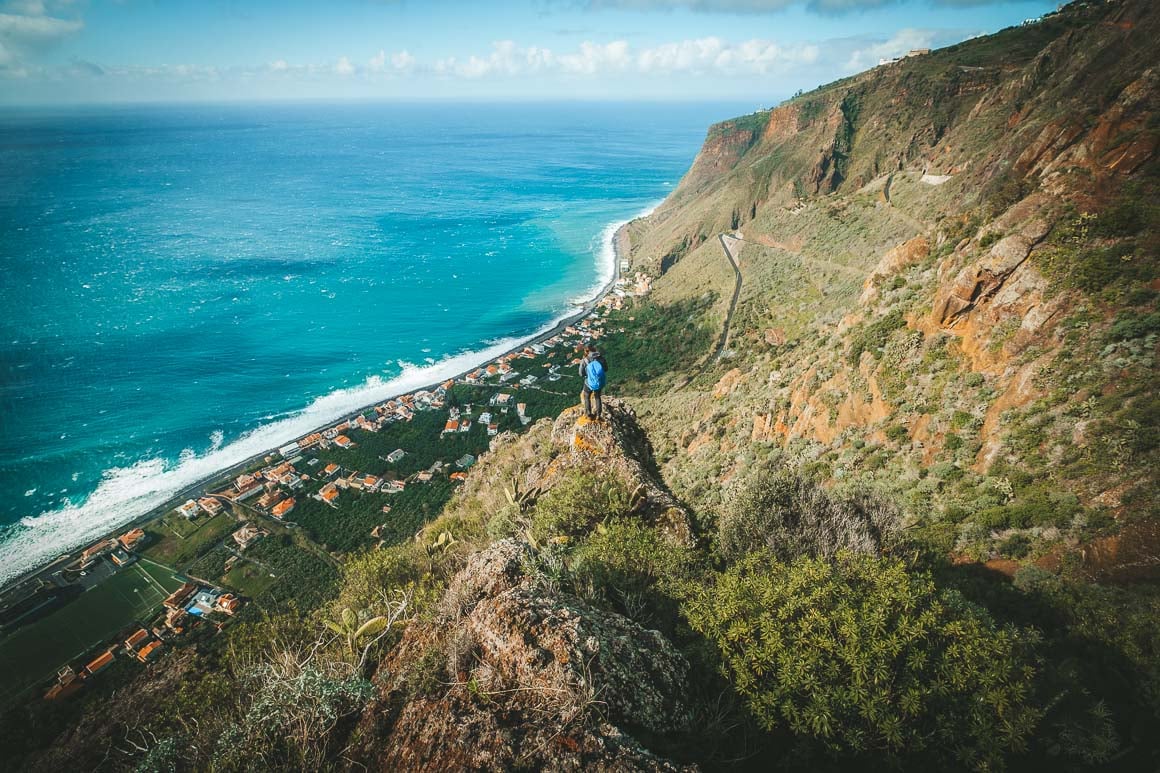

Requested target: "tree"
[{"left": 683, "top": 551, "right": 1043, "bottom": 770}]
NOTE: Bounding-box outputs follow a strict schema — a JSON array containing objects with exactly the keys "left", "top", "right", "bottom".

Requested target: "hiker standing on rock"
[{"left": 579, "top": 343, "right": 607, "bottom": 421}]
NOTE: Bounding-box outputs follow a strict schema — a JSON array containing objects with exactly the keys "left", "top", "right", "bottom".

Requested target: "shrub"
[
  {"left": 930, "top": 461, "right": 963, "bottom": 480},
  {"left": 885, "top": 423, "right": 910, "bottom": 443},
  {"left": 683, "top": 551, "right": 1042, "bottom": 768},
  {"left": 568, "top": 519, "right": 697, "bottom": 628},
  {"left": 717, "top": 465, "right": 897, "bottom": 563},
  {"left": 975, "top": 486, "right": 1081, "bottom": 530},
  {"left": 1107, "top": 309, "right": 1160, "bottom": 342},
  {"left": 530, "top": 471, "right": 632, "bottom": 541},
  {"left": 999, "top": 532, "right": 1033, "bottom": 559},
  {"left": 847, "top": 309, "right": 906, "bottom": 365}
]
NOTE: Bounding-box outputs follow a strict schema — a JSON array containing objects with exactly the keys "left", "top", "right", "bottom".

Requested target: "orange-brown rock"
[{"left": 860, "top": 236, "right": 931, "bottom": 304}]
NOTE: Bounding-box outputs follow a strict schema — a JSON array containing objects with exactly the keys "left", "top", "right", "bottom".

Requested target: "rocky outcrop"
[
  {"left": 547, "top": 399, "right": 697, "bottom": 547},
  {"left": 931, "top": 216, "right": 1051, "bottom": 328},
  {"left": 352, "top": 540, "right": 695, "bottom": 771}
]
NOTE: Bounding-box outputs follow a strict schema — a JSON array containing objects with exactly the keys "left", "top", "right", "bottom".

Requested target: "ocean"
[{"left": 0, "top": 100, "right": 746, "bottom": 584}]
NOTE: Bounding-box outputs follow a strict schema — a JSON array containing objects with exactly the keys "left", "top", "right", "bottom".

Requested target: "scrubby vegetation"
[{"left": 685, "top": 550, "right": 1042, "bottom": 768}]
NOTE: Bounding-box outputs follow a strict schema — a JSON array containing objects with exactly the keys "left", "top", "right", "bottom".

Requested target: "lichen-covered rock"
[
  {"left": 351, "top": 540, "right": 696, "bottom": 771},
  {"left": 546, "top": 398, "right": 696, "bottom": 547}
]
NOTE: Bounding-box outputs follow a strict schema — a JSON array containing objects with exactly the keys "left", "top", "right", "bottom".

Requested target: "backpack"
[{"left": 586, "top": 357, "right": 606, "bottom": 390}]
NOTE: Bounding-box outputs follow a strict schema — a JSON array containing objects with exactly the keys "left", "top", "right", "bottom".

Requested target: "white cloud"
[
  {"left": 368, "top": 48, "right": 415, "bottom": 74},
  {"left": 0, "top": 2, "right": 82, "bottom": 76},
  {"left": 334, "top": 55, "right": 355, "bottom": 76},
  {"left": 433, "top": 36, "right": 821, "bottom": 80},
  {"left": 0, "top": 10, "right": 81, "bottom": 43},
  {"left": 436, "top": 40, "right": 552, "bottom": 79},
  {"left": 390, "top": 50, "right": 415, "bottom": 72},
  {"left": 558, "top": 40, "right": 630, "bottom": 74}
]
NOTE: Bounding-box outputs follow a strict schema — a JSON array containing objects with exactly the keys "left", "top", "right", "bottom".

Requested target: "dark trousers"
[{"left": 582, "top": 386, "right": 603, "bottom": 419}]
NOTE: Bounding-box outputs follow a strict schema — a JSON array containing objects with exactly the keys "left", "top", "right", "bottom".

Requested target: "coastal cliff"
[{"left": 3, "top": 1, "right": 1158, "bottom": 770}]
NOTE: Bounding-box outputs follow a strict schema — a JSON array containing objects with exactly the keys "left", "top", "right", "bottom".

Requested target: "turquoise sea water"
[{"left": 0, "top": 101, "right": 744, "bottom": 583}]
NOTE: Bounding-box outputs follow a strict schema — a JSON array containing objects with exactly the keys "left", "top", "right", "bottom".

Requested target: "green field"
[
  {"left": 0, "top": 561, "right": 184, "bottom": 706},
  {"left": 220, "top": 561, "right": 277, "bottom": 598},
  {"left": 141, "top": 511, "right": 236, "bottom": 567}
]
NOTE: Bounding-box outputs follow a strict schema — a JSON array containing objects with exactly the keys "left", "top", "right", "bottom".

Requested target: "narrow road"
[
  {"left": 716, "top": 234, "right": 744, "bottom": 357},
  {"left": 678, "top": 234, "right": 743, "bottom": 388}
]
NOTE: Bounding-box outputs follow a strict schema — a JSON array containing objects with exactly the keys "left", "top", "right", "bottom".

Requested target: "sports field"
[{"left": 0, "top": 560, "right": 184, "bottom": 706}]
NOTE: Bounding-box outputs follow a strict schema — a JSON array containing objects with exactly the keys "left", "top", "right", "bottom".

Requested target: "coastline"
[{"left": 0, "top": 220, "right": 632, "bottom": 596}]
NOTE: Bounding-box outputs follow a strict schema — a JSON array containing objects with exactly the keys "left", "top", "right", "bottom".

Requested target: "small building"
[
  {"left": 56, "top": 665, "right": 78, "bottom": 687},
  {"left": 386, "top": 449, "right": 405, "bottom": 463},
  {"left": 455, "top": 454, "right": 476, "bottom": 469},
  {"left": 232, "top": 523, "right": 265, "bottom": 550},
  {"left": 318, "top": 483, "right": 340, "bottom": 504},
  {"left": 124, "top": 628, "right": 150, "bottom": 653},
  {"left": 271, "top": 497, "right": 296, "bottom": 519},
  {"left": 84, "top": 649, "right": 115, "bottom": 676},
  {"left": 109, "top": 548, "right": 136, "bottom": 568},
  {"left": 176, "top": 499, "right": 201, "bottom": 519},
  {"left": 136, "top": 640, "right": 163, "bottom": 663},
  {"left": 323, "top": 463, "right": 340, "bottom": 477},
  {"left": 80, "top": 538, "right": 117, "bottom": 565},
  {"left": 416, "top": 470, "right": 434, "bottom": 482},
  {"left": 278, "top": 441, "right": 300, "bottom": 459},
  {"left": 118, "top": 528, "right": 146, "bottom": 551},
  {"left": 215, "top": 593, "right": 242, "bottom": 615},
  {"left": 334, "top": 435, "right": 354, "bottom": 449},
  {"left": 488, "top": 423, "right": 498, "bottom": 436},
  {"left": 442, "top": 419, "right": 460, "bottom": 435},
  {"left": 450, "top": 472, "right": 467, "bottom": 482},
  {"left": 164, "top": 582, "right": 198, "bottom": 611},
  {"left": 257, "top": 490, "right": 285, "bottom": 511}
]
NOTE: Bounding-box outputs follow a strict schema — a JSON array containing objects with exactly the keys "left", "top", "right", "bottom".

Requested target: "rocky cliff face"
[{"left": 623, "top": 0, "right": 1158, "bottom": 575}]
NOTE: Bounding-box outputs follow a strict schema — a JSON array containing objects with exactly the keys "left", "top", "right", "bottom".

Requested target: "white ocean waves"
[{"left": 0, "top": 321, "right": 576, "bottom": 586}]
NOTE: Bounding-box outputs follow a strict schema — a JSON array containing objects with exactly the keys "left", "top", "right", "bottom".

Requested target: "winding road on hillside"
[{"left": 683, "top": 234, "right": 743, "bottom": 386}]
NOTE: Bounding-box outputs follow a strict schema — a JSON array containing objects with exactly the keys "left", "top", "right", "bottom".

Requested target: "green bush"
[
  {"left": 683, "top": 551, "right": 1042, "bottom": 768},
  {"left": 530, "top": 471, "right": 632, "bottom": 541},
  {"left": 1107, "top": 309, "right": 1160, "bottom": 342},
  {"left": 717, "top": 465, "right": 897, "bottom": 563},
  {"left": 885, "top": 424, "right": 909, "bottom": 443},
  {"left": 568, "top": 519, "right": 697, "bottom": 628},
  {"left": 975, "top": 486, "right": 1081, "bottom": 530},
  {"left": 999, "top": 532, "right": 1033, "bottom": 559},
  {"left": 847, "top": 309, "right": 906, "bottom": 365}
]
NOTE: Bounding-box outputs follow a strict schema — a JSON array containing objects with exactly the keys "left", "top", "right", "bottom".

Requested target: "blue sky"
[{"left": 0, "top": 0, "right": 1058, "bottom": 104}]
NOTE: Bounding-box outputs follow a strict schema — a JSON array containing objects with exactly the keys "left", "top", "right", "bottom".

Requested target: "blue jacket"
[{"left": 579, "top": 352, "right": 608, "bottom": 390}]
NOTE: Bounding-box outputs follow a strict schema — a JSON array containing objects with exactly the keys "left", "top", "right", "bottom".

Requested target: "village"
[{"left": 0, "top": 274, "right": 650, "bottom": 708}]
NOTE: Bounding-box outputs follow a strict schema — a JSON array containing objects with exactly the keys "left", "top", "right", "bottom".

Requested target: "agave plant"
[{"left": 504, "top": 476, "right": 540, "bottom": 513}]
